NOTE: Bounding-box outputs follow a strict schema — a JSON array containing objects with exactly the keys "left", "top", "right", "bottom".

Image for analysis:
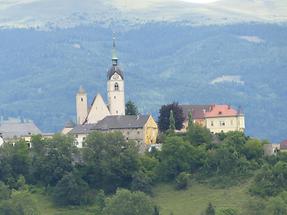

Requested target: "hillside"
[
  {"left": 23, "top": 182, "right": 256, "bottom": 215},
  {"left": 0, "top": 23, "right": 286, "bottom": 142},
  {"left": 0, "top": 0, "right": 286, "bottom": 29}
]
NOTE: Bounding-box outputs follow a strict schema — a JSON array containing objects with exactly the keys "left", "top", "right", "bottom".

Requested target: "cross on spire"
[{"left": 112, "top": 33, "right": 118, "bottom": 66}]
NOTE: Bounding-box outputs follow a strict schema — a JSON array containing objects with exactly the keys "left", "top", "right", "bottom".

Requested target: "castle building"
[
  {"left": 68, "top": 37, "right": 158, "bottom": 150},
  {"left": 180, "top": 104, "right": 245, "bottom": 133}
]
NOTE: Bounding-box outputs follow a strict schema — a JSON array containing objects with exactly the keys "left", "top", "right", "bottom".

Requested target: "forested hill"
[{"left": 0, "top": 23, "right": 286, "bottom": 142}]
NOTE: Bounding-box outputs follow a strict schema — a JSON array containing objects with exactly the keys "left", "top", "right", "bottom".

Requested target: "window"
[
  {"left": 220, "top": 121, "right": 225, "bottom": 126},
  {"left": 81, "top": 98, "right": 83, "bottom": 102},
  {"left": 114, "top": 83, "right": 119, "bottom": 91},
  {"left": 211, "top": 121, "right": 214, "bottom": 126},
  {"left": 231, "top": 120, "right": 233, "bottom": 125}
]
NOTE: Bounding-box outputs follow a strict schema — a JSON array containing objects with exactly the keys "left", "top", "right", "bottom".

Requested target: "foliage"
[
  {"left": 53, "top": 173, "right": 92, "bottom": 206},
  {"left": 168, "top": 110, "right": 176, "bottom": 133},
  {"left": 250, "top": 161, "right": 287, "bottom": 197},
  {"left": 103, "top": 189, "right": 154, "bottom": 215},
  {"left": 125, "top": 100, "right": 139, "bottom": 116},
  {"left": 217, "top": 208, "right": 238, "bottom": 215},
  {"left": 158, "top": 102, "right": 184, "bottom": 132},
  {"left": 0, "top": 181, "right": 11, "bottom": 200},
  {"left": 82, "top": 132, "right": 140, "bottom": 193},
  {"left": 0, "top": 191, "right": 39, "bottom": 215},
  {"left": 30, "top": 134, "right": 76, "bottom": 186},
  {"left": 158, "top": 136, "right": 196, "bottom": 180},
  {"left": 175, "top": 172, "right": 190, "bottom": 190},
  {"left": 131, "top": 171, "right": 153, "bottom": 194},
  {"left": 187, "top": 123, "right": 212, "bottom": 145},
  {"left": 204, "top": 202, "right": 215, "bottom": 215}
]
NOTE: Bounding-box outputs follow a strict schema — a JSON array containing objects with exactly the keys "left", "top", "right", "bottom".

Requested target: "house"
[
  {"left": 69, "top": 115, "right": 158, "bottom": 152},
  {"left": 0, "top": 119, "right": 43, "bottom": 143},
  {"left": 180, "top": 104, "right": 245, "bottom": 133}
]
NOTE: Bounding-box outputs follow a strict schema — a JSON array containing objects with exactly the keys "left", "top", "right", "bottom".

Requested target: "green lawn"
[
  {"left": 28, "top": 181, "right": 255, "bottom": 215},
  {"left": 30, "top": 193, "right": 99, "bottom": 215},
  {"left": 153, "top": 182, "right": 255, "bottom": 215}
]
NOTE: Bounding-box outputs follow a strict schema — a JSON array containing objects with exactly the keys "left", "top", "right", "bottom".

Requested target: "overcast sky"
[{"left": 180, "top": 0, "right": 221, "bottom": 4}]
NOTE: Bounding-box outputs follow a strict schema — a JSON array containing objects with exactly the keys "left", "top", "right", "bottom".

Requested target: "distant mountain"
[
  {"left": 0, "top": 0, "right": 286, "bottom": 142},
  {"left": 0, "top": 23, "right": 286, "bottom": 142},
  {"left": 0, "top": 0, "right": 286, "bottom": 29}
]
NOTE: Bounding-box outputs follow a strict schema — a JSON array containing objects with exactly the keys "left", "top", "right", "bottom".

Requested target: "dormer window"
[
  {"left": 114, "top": 83, "right": 119, "bottom": 91},
  {"left": 219, "top": 111, "right": 222, "bottom": 115}
]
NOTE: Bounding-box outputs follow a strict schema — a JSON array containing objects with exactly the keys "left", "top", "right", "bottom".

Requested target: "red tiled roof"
[
  {"left": 204, "top": 105, "right": 239, "bottom": 118},
  {"left": 180, "top": 105, "right": 213, "bottom": 120},
  {"left": 280, "top": 140, "right": 287, "bottom": 150}
]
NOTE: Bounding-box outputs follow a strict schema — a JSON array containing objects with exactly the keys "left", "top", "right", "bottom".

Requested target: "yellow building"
[{"left": 180, "top": 104, "right": 245, "bottom": 133}]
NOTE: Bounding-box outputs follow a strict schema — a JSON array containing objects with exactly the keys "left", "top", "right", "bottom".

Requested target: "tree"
[
  {"left": 53, "top": 173, "right": 92, "bottom": 206},
  {"left": 158, "top": 102, "right": 184, "bottom": 132},
  {"left": 175, "top": 172, "right": 190, "bottom": 190},
  {"left": 30, "top": 134, "right": 76, "bottom": 186},
  {"left": 82, "top": 132, "right": 140, "bottom": 193},
  {"left": 0, "top": 191, "right": 39, "bottom": 215},
  {"left": 131, "top": 171, "right": 152, "bottom": 194},
  {"left": 188, "top": 112, "right": 193, "bottom": 129},
  {"left": 126, "top": 100, "right": 139, "bottom": 115},
  {"left": 169, "top": 110, "right": 176, "bottom": 132},
  {"left": 242, "top": 139, "right": 264, "bottom": 160},
  {"left": 205, "top": 202, "right": 215, "bottom": 215},
  {"left": 0, "top": 182, "right": 11, "bottom": 200},
  {"left": 158, "top": 136, "right": 196, "bottom": 180},
  {"left": 187, "top": 123, "right": 212, "bottom": 145},
  {"left": 103, "top": 189, "right": 154, "bottom": 215}
]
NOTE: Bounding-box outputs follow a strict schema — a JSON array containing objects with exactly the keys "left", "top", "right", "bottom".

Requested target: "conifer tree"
[
  {"left": 169, "top": 110, "right": 176, "bottom": 132},
  {"left": 205, "top": 202, "right": 215, "bottom": 215},
  {"left": 188, "top": 112, "right": 193, "bottom": 130}
]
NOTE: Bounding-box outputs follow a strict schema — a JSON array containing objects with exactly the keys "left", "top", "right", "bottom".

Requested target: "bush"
[
  {"left": 53, "top": 173, "right": 93, "bottom": 206},
  {"left": 175, "top": 172, "right": 190, "bottom": 190},
  {"left": 103, "top": 189, "right": 154, "bottom": 215},
  {"left": 0, "top": 181, "right": 11, "bottom": 200}
]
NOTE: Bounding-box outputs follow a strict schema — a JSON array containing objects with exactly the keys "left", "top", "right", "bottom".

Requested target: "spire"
[
  {"left": 78, "top": 85, "right": 86, "bottom": 94},
  {"left": 112, "top": 34, "right": 118, "bottom": 66}
]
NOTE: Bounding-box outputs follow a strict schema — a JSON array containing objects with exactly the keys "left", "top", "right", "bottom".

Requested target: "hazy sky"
[{"left": 180, "top": 0, "right": 221, "bottom": 4}]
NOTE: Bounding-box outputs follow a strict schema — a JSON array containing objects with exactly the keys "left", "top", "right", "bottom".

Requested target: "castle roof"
[
  {"left": 93, "top": 115, "right": 150, "bottom": 130},
  {"left": 180, "top": 105, "right": 213, "bottom": 120},
  {"left": 70, "top": 115, "right": 150, "bottom": 135}
]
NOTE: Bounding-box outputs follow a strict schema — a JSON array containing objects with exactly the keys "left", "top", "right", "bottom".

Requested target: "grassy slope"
[
  {"left": 153, "top": 182, "right": 254, "bottom": 215},
  {"left": 31, "top": 193, "right": 99, "bottom": 215},
  {"left": 30, "top": 181, "right": 255, "bottom": 215}
]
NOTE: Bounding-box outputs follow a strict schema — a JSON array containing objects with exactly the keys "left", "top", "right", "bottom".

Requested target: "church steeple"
[{"left": 112, "top": 36, "right": 118, "bottom": 66}]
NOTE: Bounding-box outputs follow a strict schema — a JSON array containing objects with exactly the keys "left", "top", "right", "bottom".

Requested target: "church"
[{"left": 65, "top": 38, "right": 158, "bottom": 151}]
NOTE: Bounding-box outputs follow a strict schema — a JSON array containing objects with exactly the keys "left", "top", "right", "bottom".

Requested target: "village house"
[{"left": 180, "top": 104, "right": 245, "bottom": 133}]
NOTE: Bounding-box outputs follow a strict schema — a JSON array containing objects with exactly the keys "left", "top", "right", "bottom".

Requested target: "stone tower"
[
  {"left": 76, "top": 86, "right": 88, "bottom": 124},
  {"left": 107, "top": 37, "right": 125, "bottom": 115}
]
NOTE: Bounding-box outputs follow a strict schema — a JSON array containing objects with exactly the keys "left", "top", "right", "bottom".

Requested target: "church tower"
[
  {"left": 76, "top": 86, "right": 88, "bottom": 124},
  {"left": 107, "top": 37, "right": 125, "bottom": 116}
]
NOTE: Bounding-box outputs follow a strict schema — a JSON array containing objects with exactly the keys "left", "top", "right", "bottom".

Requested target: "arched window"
[{"left": 114, "top": 83, "right": 119, "bottom": 91}]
